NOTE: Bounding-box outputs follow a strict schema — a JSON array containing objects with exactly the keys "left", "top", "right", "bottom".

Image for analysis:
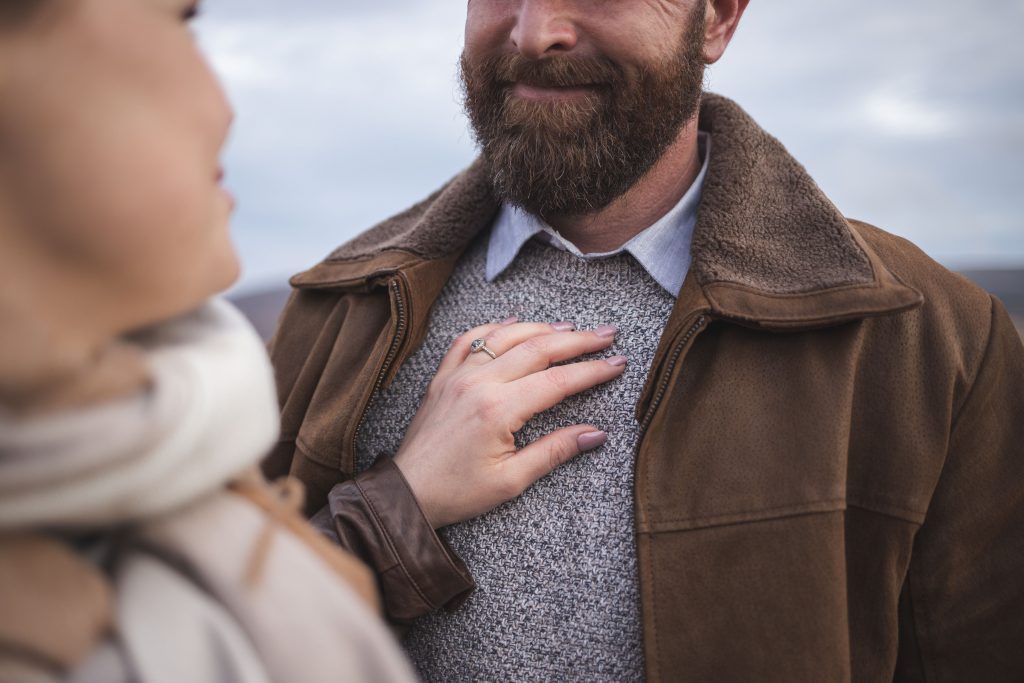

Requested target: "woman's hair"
[{"left": 0, "top": 2, "right": 44, "bottom": 28}]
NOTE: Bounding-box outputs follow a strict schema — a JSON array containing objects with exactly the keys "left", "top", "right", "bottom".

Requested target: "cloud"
[
  {"left": 860, "top": 90, "right": 957, "bottom": 138},
  {"left": 707, "top": 0, "right": 1024, "bottom": 266},
  {"left": 196, "top": 2, "right": 478, "bottom": 290},
  {"left": 194, "top": 0, "right": 1024, "bottom": 291}
]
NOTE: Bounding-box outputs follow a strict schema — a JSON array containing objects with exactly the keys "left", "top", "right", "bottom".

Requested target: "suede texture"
[
  {"left": 266, "top": 94, "right": 1024, "bottom": 681},
  {"left": 326, "top": 158, "right": 497, "bottom": 263}
]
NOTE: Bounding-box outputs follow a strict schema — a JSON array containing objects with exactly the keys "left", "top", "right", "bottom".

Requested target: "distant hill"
[
  {"left": 958, "top": 270, "right": 1024, "bottom": 328},
  {"left": 230, "top": 287, "right": 291, "bottom": 342},
  {"left": 231, "top": 268, "right": 1024, "bottom": 341}
]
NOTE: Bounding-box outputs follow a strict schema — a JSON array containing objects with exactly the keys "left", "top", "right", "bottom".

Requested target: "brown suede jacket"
[{"left": 264, "top": 94, "right": 1024, "bottom": 682}]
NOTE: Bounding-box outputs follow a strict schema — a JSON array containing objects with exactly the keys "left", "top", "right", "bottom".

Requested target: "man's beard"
[{"left": 460, "top": 8, "right": 707, "bottom": 219}]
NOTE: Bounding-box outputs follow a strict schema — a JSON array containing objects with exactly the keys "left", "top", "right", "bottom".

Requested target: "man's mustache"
[{"left": 479, "top": 53, "right": 623, "bottom": 90}]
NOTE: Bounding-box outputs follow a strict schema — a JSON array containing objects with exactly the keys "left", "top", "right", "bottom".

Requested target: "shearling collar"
[{"left": 293, "top": 94, "right": 922, "bottom": 329}]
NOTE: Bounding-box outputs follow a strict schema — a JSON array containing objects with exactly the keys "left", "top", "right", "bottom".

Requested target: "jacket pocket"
[{"left": 639, "top": 511, "right": 855, "bottom": 683}]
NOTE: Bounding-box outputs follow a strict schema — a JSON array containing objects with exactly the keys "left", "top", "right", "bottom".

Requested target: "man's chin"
[
  {"left": 485, "top": 153, "right": 622, "bottom": 219},
  {"left": 501, "top": 96, "right": 602, "bottom": 134}
]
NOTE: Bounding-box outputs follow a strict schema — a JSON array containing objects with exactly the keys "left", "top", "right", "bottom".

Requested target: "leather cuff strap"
[{"left": 320, "top": 456, "right": 474, "bottom": 624}]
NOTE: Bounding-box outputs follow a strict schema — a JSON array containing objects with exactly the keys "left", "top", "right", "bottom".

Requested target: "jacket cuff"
[{"left": 316, "top": 456, "right": 475, "bottom": 624}]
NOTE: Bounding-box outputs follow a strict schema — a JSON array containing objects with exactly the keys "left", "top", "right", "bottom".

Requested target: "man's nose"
[{"left": 510, "top": 0, "right": 579, "bottom": 59}]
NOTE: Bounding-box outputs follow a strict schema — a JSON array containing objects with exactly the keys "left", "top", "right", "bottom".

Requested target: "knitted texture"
[{"left": 355, "top": 232, "right": 677, "bottom": 682}]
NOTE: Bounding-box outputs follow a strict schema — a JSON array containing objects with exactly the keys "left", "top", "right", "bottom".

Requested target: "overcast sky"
[{"left": 194, "top": 0, "right": 1024, "bottom": 293}]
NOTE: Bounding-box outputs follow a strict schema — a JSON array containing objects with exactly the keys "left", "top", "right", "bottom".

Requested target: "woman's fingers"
[
  {"left": 397, "top": 317, "right": 627, "bottom": 529},
  {"left": 508, "top": 356, "right": 628, "bottom": 426},
  {"left": 461, "top": 321, "right": 578, "bottom": 368},
  {"left": 435, "top": 320, "right": 512, "bottom": 376},
  {"left": 485, "top": 327, "right": 619, "bottom": 382},
  {"left": 437, "top": 319, "right": 571, "bottom": 375},
  {"left": 503, "top": 425, "right": 609, "bottom": 496}
]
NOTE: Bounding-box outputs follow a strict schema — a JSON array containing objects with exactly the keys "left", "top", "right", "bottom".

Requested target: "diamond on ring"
[{"left": 470, "top": 338, "right": 498, "bottom": 359}]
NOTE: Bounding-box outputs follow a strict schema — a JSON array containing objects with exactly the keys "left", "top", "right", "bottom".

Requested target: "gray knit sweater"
[{"left": 356, "top": 232, "right": 676, "bottom": 682}]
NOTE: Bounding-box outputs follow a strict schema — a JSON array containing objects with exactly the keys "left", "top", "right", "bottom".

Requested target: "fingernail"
[
  {"left": 500, "top": 316, "right": 519, "bottom": 325},
  {"left": 551, "top": 321, "right": 576, "bottom": 332},
  {"left": 577, "top": 431, "right": 608, "bottom": 452},
  {"left": 606, "top": 355, "right": 628, "bottom": 367},
  {"left": 595, "top": 325, "right": 618, "bottom": 338}
]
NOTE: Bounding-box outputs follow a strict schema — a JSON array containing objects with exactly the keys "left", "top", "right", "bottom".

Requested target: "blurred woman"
[{"left": 0, "top": 1, "right": 625, "bottom": 681}]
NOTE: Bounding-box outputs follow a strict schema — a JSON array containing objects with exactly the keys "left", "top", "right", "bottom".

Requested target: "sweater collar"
[{"left": 293, "top": 94, "right": 922, "bottom": 329}]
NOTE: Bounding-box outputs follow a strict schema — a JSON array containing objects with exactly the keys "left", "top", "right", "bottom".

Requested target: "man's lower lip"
[{"left": 511, "top": 83, "right": 597, "bottom": 101}]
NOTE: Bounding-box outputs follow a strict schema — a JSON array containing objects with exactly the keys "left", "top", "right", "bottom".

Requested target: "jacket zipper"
[
  {"left": 638, "top": 315, "right": 707, "bottom": 437},
  {"left": 349, "top": 276, "right": 410, "bottom": 463}
]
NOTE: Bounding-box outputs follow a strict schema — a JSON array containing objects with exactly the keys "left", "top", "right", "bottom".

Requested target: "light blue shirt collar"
[{"left": 485, "top": 132, "right": 711, "bottom": 298}]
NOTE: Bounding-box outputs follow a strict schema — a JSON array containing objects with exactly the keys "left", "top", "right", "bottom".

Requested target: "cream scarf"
[{"left": 0, "top": 298, "right": 279, "bottom": 530}]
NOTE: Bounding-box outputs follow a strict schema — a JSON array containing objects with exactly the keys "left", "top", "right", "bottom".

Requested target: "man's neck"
[{"left": 545, "top": 118, "right": 702, "bottom": 254}]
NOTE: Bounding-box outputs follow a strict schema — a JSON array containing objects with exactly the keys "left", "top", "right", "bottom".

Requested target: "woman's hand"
[{"left": 393, "top": 319, "right": 626, "bottom": 529}]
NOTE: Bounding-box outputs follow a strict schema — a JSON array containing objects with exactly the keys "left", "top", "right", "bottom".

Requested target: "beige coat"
[{"left": 0, "top": 300, "right": 417, "bottom": 683}]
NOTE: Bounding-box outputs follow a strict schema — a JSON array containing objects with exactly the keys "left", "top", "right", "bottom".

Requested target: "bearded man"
[{"left": 265, "top": 1, "right": 1024, "bottom": 680}]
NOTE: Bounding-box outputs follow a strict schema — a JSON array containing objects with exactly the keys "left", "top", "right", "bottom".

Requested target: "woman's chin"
[
  {"left": 133, "top": 252, "right": 243, "bottom": 334},
  {"left": 214, "top": 248, "right": 243, "bottom": 294}
]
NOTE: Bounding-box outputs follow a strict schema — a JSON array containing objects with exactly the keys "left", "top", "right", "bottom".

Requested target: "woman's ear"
[{"left": 702, "top": 0, "right": 750, "bottom": 65}]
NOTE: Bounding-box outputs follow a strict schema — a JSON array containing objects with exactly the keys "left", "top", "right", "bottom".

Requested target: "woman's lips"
[{"left": 216, "top": 169, "right": 235, "bottom": 210}]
